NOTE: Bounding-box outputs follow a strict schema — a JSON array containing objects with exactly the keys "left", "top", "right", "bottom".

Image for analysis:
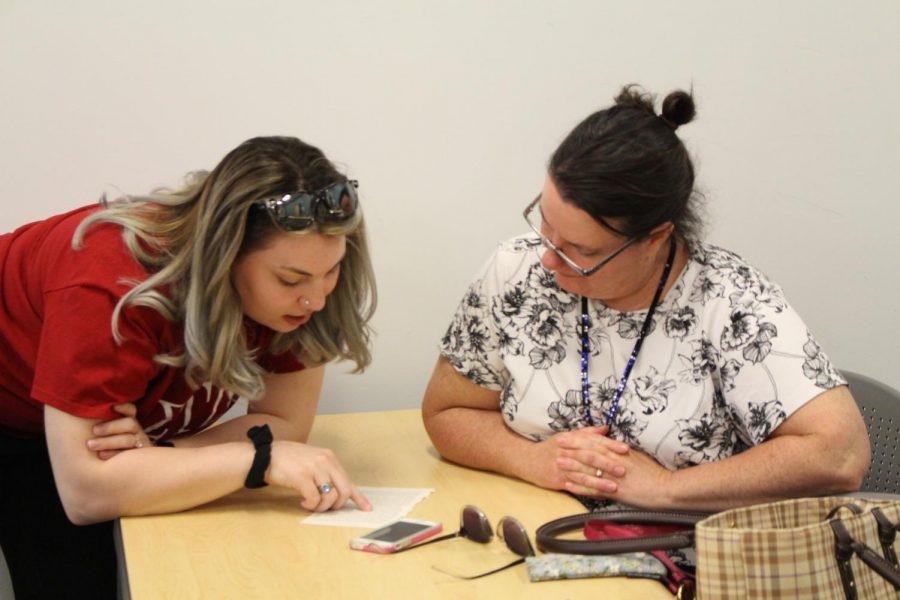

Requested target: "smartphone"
[{"left": 349, "top": 518, "right": 443, "bottom": 554}]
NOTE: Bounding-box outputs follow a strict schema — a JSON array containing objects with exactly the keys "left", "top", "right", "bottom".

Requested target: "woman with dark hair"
[
  {"left": 0, "top": 136, "right": 376, "bottom": 597},
  {"left": 422, "top": 86, "right": 870, "bottom": 513}
]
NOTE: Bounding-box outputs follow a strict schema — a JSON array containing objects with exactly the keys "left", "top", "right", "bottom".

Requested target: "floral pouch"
[{"left": 525, "top": 552, "right": 666, "bottom": 582}]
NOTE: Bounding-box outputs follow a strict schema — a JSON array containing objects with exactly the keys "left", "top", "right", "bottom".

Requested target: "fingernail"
[
  {"left": 615, "top": 466, "right": 626, "bottom": 477},
  {"left": 86, "top": 440, "right": 97, "bottom": 449}
]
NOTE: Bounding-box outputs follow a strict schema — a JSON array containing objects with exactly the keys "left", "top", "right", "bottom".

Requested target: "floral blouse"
[{"left": 440, "top": 234, "right": 846, "bottom": 470}]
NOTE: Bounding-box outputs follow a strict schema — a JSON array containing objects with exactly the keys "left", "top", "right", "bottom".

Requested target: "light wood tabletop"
[{"left": 118, "top": 409, "right": 674, "bottom": 599}]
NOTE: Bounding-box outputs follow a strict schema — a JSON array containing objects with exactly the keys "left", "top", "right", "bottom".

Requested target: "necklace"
[{"left": 579, "top": 236, "right": 677, "bottom": 429}]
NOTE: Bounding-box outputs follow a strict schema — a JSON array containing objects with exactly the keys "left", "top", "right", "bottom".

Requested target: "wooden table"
[{"left": 117, "top": 409, "right": 673, "bottom": 599}]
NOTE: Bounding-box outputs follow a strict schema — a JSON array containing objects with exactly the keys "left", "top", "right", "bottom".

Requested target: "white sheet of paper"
[{"left": 300, "top": 487, "right": 435, "bottom": 529}]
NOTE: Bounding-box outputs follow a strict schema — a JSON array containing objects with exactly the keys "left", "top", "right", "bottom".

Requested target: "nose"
[
  {"left": 539, "top": 243, "right": 567, "bottom": 273},
  {"left": 299, "top": 282, "right": 327, "bottom": 312}
]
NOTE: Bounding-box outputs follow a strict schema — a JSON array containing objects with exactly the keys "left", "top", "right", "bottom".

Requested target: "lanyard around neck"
[{"left": 579, "top": 236, "right": 677, "bottom": 430}]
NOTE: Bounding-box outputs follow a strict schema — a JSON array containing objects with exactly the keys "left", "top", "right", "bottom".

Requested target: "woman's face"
[
  {"left": 537, "top": 176, "right": 669, "bottom": 306},
  {"left": 232, "top": 230, "right": 346, "bottom": 333}
]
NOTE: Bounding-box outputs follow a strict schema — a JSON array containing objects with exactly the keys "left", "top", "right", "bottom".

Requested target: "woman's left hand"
[
  {"left": 556, "top": 436, "right": 674, "bottom": 509},
  {"left": 86, "top": 403, "right": 152, "bottom": 460},
  {"left": 551, "top": 426, "right": 630, "bottom": 494}
]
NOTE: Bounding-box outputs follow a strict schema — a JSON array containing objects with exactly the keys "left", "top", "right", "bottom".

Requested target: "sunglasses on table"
[
  {"left": 256, "top": 179, "right": 359, "bottom": 232},
  {"left": 523, "top": 195, "right": 638, "bottom": 277},
  {"left": 398, "top": 505, "right": 536, "bottom": 579}
]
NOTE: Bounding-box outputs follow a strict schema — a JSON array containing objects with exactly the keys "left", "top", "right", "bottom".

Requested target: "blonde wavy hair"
[{"left": 73, "top": 136, "right": 377, "bottom": 400}]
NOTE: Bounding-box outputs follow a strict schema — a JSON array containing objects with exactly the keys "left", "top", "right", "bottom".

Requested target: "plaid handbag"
[{"left": 695, "top": 496, "right": 900, "bottom": 599}]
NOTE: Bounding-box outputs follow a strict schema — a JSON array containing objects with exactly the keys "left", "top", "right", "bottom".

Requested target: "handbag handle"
[
  {"left": 871, "top": 507, "right": 900, "bottom": 568},
  {"left": 829, "top": 517, "right": 900, "bottom": 598},
  {"left": 827, "top": 502, "right": 900, "bottom": 567},
  {"left": 536, "top": 509, "right": 709, "bottom": 555}
]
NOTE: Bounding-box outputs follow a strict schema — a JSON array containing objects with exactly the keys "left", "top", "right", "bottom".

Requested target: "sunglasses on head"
[
  {"left": 256, "top": 179, "right": 359, "bottom": 232},
  {"left": 398, "top": 505, "right": 535, "bottom": 579}
]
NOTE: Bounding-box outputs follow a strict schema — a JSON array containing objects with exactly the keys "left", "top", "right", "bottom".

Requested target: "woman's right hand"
[
  {"left": 521, "top": 425, "right": 629, "bottom": 493},
  {"left": 266, "top": 441, "right": 372, "bottom": 513},
  {"left": 87, "top": 403, "right": 152, "bottom": 460},
  {"left": 552, "top": 425, "right": 630, "bottom": 495}
]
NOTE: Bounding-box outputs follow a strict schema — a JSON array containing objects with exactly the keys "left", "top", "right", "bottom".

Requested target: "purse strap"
[
  {"left": 826, "top": 503, "right": 864, "bottom": 519},
  {"left": 871, "top": 507, "right": 900, "bottom": 568},
  {"left": 829, "top": 518, "right": 900, "bottom": 599},
  {"left": 535, "top": 509, "right": 708, "bottom": 555},
  {"left": 827, "top": 502, "right": 900, "bottom": 568}
]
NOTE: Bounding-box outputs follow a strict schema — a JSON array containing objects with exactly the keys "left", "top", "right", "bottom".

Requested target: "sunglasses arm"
[{"left": 432, "top": 557, "right": 527, "bottom": 580}]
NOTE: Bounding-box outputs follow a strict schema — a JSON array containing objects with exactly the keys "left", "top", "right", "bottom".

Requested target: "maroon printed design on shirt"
[{"left": 141, "top": 379, "right": 239, "bottom": 442}]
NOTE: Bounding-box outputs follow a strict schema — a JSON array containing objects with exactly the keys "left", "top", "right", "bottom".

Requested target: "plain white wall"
[
  {"left": 2, "top": 5, "right": 899, "bottom": 401},
  {"left": 1, "top": 2, "right": 898, "bottom": 412},
  {"left": 1, "top": 1, "right": 898, "bottom": 595}
]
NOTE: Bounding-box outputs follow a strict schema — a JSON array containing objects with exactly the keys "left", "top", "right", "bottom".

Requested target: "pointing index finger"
[{"left": 351, "top": 487, "right": 372, "bottom": 511}]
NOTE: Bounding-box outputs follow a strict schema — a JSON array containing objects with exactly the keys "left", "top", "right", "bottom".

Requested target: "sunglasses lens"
[
  {"left": 498, "top": 517, "right": 534, "bottom": 557},
  {"left": 460, "top": 506, "right": 492, "bottom": 543},
  {"left": 319, "top": 181, "right": 358, "bottom": 221},
  {"left": 273, "top": 194, "right": 316, "bottom": 230}
]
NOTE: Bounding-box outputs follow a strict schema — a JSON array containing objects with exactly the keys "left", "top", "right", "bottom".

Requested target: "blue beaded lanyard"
[{"left": 579, "top": 237, "right": 677, "bottom": 429}]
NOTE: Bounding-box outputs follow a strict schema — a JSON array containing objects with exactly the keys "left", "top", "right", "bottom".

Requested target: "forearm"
[
  {"left": 171, "top": 368, "right": 323, "bottom": 448},
  {"left": 665, "top": 433, "right": 865, "bottom": 512},
  {"left": 171, "top": 413, "right": 305, "bottom": 448},
  {"left": 61, "top": 442, "right": 256, "bottom": 524},
  {"left": 423, "top": 406, "right": 535, "bottom": 481}
]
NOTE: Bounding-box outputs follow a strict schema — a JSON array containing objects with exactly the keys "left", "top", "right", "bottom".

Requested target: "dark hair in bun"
[
  {"left": 660, "top": 90, "right": 696, "bottom": 130},
  {"left": 549, "top": 84, "right": 702, "bottom": 242}
]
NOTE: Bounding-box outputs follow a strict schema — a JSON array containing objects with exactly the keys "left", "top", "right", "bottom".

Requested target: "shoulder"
[
  {"left": 686, "top": 241, "right": 788, "bottom": 313},
  {"left": 690, "top": 242, "right": 778, "bottom": 286},
  {"left": 497, "top": 233, "right": 543, "bottom": 256},
  {"left": 40, "top": 205, "right": 150, "bottom": 296},
  {"left": 691, "top": 242, "right": 765, "bottom": 277},
  {"left": 476, "top": 233, "right": 545, "bottom": 285}
]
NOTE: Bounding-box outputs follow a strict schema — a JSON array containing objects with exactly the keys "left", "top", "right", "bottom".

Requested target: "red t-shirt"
[{"left": 0, "top": 205, "right": 305, "bottom": 439}]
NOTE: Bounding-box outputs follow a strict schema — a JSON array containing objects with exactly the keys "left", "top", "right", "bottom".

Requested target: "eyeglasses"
[
  {"left": 523, "top": 195, "right": 637, "bottom": 277},
  {"left": 398, "top": 505, "right": 535, "bottom": 579},
  {"left": 257, "top": 179, "right": 359, "bottom": 231}
]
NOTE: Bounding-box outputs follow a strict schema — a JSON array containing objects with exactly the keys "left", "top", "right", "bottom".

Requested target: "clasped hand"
[{"left": 529, "top": 425, "right": 673, "bottom": 509}]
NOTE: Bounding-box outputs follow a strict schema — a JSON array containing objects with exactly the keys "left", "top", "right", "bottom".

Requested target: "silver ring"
[
  {"left": 595, "top": 468, "right": 603, "bottom": 478},
  {"left": 318, "top": 483, "right": 333, "bottom": 494},
  {"left": 135, "top": 436, "right": 144, "bottom": 449}
]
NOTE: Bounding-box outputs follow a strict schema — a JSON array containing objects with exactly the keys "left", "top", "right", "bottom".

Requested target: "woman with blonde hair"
[{"left": 0, "top": 136, "right": 376, "bottom": 597}]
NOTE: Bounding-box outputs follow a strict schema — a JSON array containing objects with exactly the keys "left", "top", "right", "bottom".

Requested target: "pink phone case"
[{"left": 349, "top": 522, "right": 443, "bottom": 554}]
